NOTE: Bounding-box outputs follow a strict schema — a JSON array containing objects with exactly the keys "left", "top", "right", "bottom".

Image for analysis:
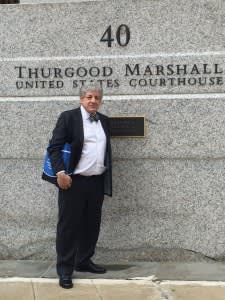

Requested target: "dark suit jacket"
[{"left": 47, "top": 107, "right": 112, "bottom": 197}]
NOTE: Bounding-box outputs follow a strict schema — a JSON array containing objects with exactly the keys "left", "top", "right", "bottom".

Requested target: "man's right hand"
[{"left": 57, "top": 173, "right": 72, "bottom": 190}]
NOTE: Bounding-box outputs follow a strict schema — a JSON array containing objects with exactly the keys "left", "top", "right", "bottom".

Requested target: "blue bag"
[{"left": 42, "top": 143, "right": 72, "bottom": 185}]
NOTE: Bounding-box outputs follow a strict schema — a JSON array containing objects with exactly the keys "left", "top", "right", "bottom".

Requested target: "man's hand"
[{"left": 57, "top": 173, "right": 72, "bottom": 190}]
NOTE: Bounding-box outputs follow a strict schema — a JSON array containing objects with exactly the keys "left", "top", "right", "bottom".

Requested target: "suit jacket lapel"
[
  {"left": 69, "top": 107, "right": 84, "bottom": 171},
  {"left": 77, "top": 107, "right": 84, "bottom": 144}
]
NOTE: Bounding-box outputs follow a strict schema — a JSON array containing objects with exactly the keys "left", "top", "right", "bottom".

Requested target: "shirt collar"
[{"left": 80, "top": 105, "right": 91, "bottom": 120}]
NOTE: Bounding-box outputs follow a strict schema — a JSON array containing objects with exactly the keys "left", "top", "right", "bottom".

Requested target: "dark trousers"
[{"left": 56, "top": 174, "right": 104, "bottom": 276}]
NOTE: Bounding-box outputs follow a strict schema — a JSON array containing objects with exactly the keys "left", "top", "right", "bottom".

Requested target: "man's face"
[{"left": 80, "top": 90, "right": 101, "bottom": 115}]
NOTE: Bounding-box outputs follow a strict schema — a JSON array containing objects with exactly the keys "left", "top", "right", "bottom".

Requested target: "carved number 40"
[{"left": 100, "top": 25, "right": 130, "bottom": 47}]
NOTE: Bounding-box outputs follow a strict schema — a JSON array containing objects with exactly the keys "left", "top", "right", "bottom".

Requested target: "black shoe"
[
  {"left": 59, "top": 276, "right": 73, "bottom": 289},
  {"left": 75, "top": 261, "right": 106, "bottom": 274}
]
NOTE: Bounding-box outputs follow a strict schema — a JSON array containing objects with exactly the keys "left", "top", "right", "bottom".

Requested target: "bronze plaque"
[{"left": 109, "top": 116, "right": 146, "bottom": 137}]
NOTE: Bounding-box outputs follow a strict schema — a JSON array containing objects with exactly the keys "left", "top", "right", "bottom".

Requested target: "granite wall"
[
  {"left": 20, "top": 0, "right": 102, "bottom": 3},
  {"left": 1, "top": 0, "right": 225, "bottom": 261}
]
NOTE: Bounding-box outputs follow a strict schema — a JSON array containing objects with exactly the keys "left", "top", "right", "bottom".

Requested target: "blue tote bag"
[{"left": 42, "top": 143, "right": 72, "bottom": 185}]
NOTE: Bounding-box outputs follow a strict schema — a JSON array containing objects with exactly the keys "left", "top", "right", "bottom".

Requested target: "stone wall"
[
  {"left": 1, "top": 0, "right": 225, "bottom": 261},
  {"left": 20, "top": 0, "right": 103, "bottom": 3}
]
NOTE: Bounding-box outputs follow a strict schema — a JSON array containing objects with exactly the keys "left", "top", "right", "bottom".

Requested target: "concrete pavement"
[
  {"left": 1, "top": 261, "right": 225, "bottom": 299},
  {"left": 2, "top": 278, "right": 225, "bottom": 300}
]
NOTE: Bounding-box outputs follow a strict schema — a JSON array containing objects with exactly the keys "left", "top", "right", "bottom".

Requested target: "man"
[{"left": 47, "top": 83, "right": 112, "bottom": 289}]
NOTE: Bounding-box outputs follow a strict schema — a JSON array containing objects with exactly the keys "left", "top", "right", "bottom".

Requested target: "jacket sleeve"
[{"left": 47, "top": 112, "right": 68, "bottom": 174}]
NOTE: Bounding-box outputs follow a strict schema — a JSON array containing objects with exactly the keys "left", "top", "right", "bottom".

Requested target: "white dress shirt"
[{"left": 74, "top": 105, "right": 106, "bottom": 176}]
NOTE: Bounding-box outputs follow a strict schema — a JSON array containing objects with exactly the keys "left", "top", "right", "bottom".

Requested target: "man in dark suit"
[{"left": 48, "top": 83, "right": 112, "bottom": 289}]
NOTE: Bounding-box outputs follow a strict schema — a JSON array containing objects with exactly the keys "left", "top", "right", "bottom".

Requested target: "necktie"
[{"left": 89, "top": 113, "right": 99, "bottom": 122}]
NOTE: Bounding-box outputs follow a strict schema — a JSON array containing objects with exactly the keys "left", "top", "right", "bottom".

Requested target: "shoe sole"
[{"left": 59, "top": 283, "right": 73, "bottom": 289}]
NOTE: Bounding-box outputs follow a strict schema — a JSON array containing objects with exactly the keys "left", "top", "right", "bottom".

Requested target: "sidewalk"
[{"left": 1, "top": 261, "right": 225, "bottom": 300}]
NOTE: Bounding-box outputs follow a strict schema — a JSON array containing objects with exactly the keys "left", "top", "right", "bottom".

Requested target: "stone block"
[
  {"left": 0, "top": 159, "right": 57, "bottom": 259},
  {"left": 1, "top": 96, "right": 225, "bottom": 160},
  {"left": 1, "top": 56, "right": 225, "bottom": 96},
  {"left": 1, "top": 0, "right": 225, "bottom": 59},
  {"left": 1, "top": 1, "right": 225, "bottom": 96},
  {"left": 99, "top": 158, "right": 225, "bottom": 259},
  {"left": 1, "top": 157, "right": 225, "bottom": 260}
]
